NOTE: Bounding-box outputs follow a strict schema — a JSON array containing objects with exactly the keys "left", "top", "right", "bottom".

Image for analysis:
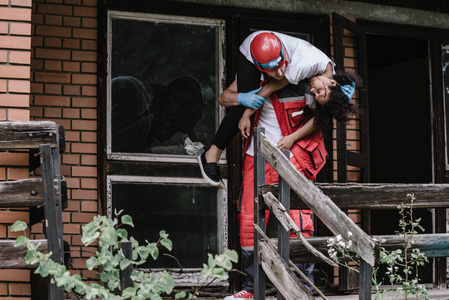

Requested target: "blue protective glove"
[{"left": 237, "top": 86, "right": 266, "bottom": 109}]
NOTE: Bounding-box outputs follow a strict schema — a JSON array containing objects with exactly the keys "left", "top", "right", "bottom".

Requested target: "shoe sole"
[{"left": 197, "top": 154, "right": 223, "bottom": 188}]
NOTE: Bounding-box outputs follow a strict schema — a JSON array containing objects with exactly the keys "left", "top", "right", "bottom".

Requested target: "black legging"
[{"left": 211, "top": 53, "right": 261, "bottom": 149}]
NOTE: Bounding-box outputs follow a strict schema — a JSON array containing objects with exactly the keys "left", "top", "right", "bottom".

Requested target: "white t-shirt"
[{"left": 239, "top": 31, "right": 335, "bottom": 85}]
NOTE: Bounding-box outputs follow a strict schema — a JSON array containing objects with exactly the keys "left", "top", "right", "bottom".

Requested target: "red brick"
[
  {"left": 73, "top": 28, "right": 96, "bottom": 39},
  {"left": 80, "top": 178, "right": 97, "bottom": 189},
  {"left": 82, "top": 17, "right": 96, "bottom": 28},
  {"left": 81, "top": 131, "right": 96, "bottom": 142},
  {"left": 7, "top": 167, "right": 29, "bottom": 179},
  {"left": 44, "top": 14, "right": 62, "bottom": 26},
  {"left": 63, "top": 223, "right": 80, "bottom": 234},
  {"left": 44, "top": 60, "right": 62, "bottom": 71},
  {"left": 9, "top": 50, "right": 31, "bottom": 64},
  {"left": 30, "top": 222, "right": 43, "bottom": 234},
  {"left": 66, "top": 177, "right": 80, "bottom": 189},
  {"left": 73, "top": 6, "right": 96, "bottom": 17},
  {"left": 8, "top": 108, "right": 30, "bottom": 121},
  {"left": 0, "top": 50, "right": 7, "bottom": 62},
  {"left": 31, "top": 13, "right": 43, "bottom": 25},
  {"left": 11, "top": 0, "right": 32, "bottom": 7},
  {"left": 72, "top": 74, "right": 96, "bottom": 85},
  {"left": 34, "top": 95, "right": 70, "bottom": 107},
  {"left": 81, "top": 200, "right": 97, "bottom": 212},
  {"left": 43, "top": 36, "right": 61, "bottom": 48},
  {"left": 81, "top": 155, "right": 96, "bottom": 165},
  {"left": 65, "top": 0, "right": 81, "bottom": 5},
  {"left": 63, "top": 84, "right": 80, "bottom": 95},
  {"left": 34, "top": 48, "right": 70, "bottom": 60},
  {"left": 71, "top": 166, "right": 96, "bottom": 177},
  {"left": 0, "top": 269, "right": 30, "bottom": 282},
  {"left": 9, "top": 79, "right": 30, "bottom": 93},
  {"left": 0, "top": 22, "right": 7, "bottom": 34},
  {"left": 62, "top": 212, "right": 70, "bottom": 223},
  {"left": 65, "top": 199, "right": 80, "bottom": 211},
  {"left": 29, "top": 106, "right": 43, "bottom": 117},
  {"left": 0, "top": 65, "right": 30, "bottom": 79},
  {"left": 0, "top": 35, "right": 31, "bottom": 49},
  {"left": 37, "top": 3, "right": 73, "bottom": 15},
  {"left": 30, "top": 58, "right": 43, "bottom": 69},
  {"left": 44, "top": 83, "right": 62, "bottom": 94},
  {"left": 0, "top": 282, "right": 6, "bottom": 295},
  {"left": 10, "top": 283, "right": 31, "bottom": 296},
  {"left": 83, "top": 0, "right": 97, "bottom": 6},
  {"left": 0, "top": 167, "right": 6, "bottom": 180},
  {"left": 63, "top": 16, "right": 80, "bottom": 27},
  {"left": 81, "top": 62, "right": 96, "bottom": 73},
  {"left": 10, "top": 22, "right": 31, "bottom": 35},
  {"left": 0, "top": 80, "right": 5, "bottom": 92},
  {"left": 0, "top": 7, "right": 31, "bottom": 22},
  {"left": 71, "top": 212, "right": 96, "bottom": 222},
  {"left": 81, "top": 108, "right": 96, "bottom": 119},
  {"left": 44, "top": 107, "right": 61, "bottom": 118},
  {"left": 62, "top": 153, "right": 79, "bottom": 164},
  {"left": 71, "top": 143, "right": 96, "bottom": 154},
  {"left": 72, "top": 119, "right": 96, "bottom": 130},
  {"left": 62, "top": 38, "right": 80, "bottom": 49},
  {"left": 63, "top": 108, "right": 80, "bottom": 118},
  {"left": 35, "top": 72, "right": 70, "bottom": 83},
  {"left": 0, "top": 224, "right": 7, "bottom": 238},
  {"left": 72, "top": 50, "right": 96, "bottom": 61},
  {"left": 72, "top": 97, "right": 96, "bottom": 107},
  {"left": 0, "top": 152, "right": 28, "bottom": 165},
  {"left": 30, "top": 82, "right": 43, "bottom": 94},
  {"left": 81, "top": 85, "right": 96, "bottom": 96},
  {"left": 0, "top": 94, "right": 29, "bottom": 107},
  {"left": 65, "top": 130, "right": 80, "bottom": 142},
  {"left": 0, "top": 108, "right": 6, "bottom": 120},
  {"left": 0, "top": 210, "right": 29, "bottom": 224},
  {"left": 63, "top": 61, "right": 80, "bottom": 72},
  {"left": 81, "top": 39, "right": 96, "bottom": 50}
]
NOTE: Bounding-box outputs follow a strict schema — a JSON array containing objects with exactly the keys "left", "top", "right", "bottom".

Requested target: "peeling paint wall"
[{"left": 170, "top": 0, "right": 449, "bottom": 30}]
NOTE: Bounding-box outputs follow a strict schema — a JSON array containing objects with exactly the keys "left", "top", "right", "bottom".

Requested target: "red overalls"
[{"left": 239, "top": 88, "right": 328, "bottom": 250}]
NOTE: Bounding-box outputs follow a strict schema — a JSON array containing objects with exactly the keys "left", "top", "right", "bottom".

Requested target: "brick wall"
[
  {"left": 0, "top": 0, "right": 32, "bottom": 298},
  {"left": 30, "top": 0, "right": 99, "bottom": 290}
]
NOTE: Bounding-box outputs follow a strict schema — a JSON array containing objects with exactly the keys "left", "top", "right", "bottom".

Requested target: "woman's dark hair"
[{"left": 314, "top": 70, "right": 362, "bottom": 130}]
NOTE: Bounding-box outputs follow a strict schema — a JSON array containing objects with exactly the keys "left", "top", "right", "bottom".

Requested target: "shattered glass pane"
[{"left": 110, "top": 18, "right": 218, "bottom": 155}]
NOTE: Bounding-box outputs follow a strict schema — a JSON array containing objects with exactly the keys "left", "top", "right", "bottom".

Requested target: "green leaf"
[
  {"left": 120, "top": 259, "right": 131, "bottom": 270},
  {"left": 11, "top": 220, "right": 28, "bottom": 232},
  {"left": 114, "top": 208, "right": 124, "bottom": 217},
  {"left": 116, "top": 228, "right": 128, "bottom": 240},
  {"left": 14, "top": 236, "right": 28, "bottom": 247},
  {"left": 86, "top": 256, "right": 97, "bottom": 270},
  {"left": 122, "top": 286, "right": 137, "bottom": 298},
  {"left": 161, "top": 238, "right": 172, "bottom": 251},
  {"left": 211, "top": 267, "right": 228, "bottom": 280},
  {"left": 121, "top": 215, "right": 134, "bottom": 227},
  {"left": 159, "top": 230, "right": 169, "bottom": 239}
]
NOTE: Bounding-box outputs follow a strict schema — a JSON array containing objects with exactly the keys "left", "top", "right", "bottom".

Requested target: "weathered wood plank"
[
  {"left": 259, "top": 133, "right": 376, "bottom": 266},
  {"left": 0, "top": 240, "right": 48, "bottom": 269},
  {"left": 0, "top": 121, "right": 59, "bottom": 149},
  {"left": 0, "top": 178, "right": 66, "bottom": 207},
  {"left": 263, "top": 192, "right": 337, "bottom": 267},
  {"left": 259, "top": 242, "right": 315, "bottom": 300},
  {"left": 283, "top": 233, "right": 449, "bottom": 263},
  {"left": 260, "top": 183, "right": 449, "bottom": 209}
]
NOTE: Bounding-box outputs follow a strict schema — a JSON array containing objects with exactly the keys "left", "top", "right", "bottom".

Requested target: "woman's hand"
[
  {"left": 239, "top": 115, "right": 251, "bottom": 138},
  {"left": 277, "top": 135, "right": 295, "bottom": 150}
]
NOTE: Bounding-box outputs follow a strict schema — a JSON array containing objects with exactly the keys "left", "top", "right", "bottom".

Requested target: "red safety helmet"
[{"left": 250, "top": 32, "right": 286, "bottom": 73}]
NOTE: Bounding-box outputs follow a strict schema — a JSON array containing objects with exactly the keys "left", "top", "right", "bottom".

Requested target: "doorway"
[{"left": 366, "top": 33, "right": 433, "bottom": 283}]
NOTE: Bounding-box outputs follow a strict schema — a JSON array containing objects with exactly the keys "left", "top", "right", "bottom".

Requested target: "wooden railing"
[
  {"left": 253, "top": 128, "right": 449, "bottom": 300},
  {"left": 0, "top": 121, "right": 68, "bottom": 300}
]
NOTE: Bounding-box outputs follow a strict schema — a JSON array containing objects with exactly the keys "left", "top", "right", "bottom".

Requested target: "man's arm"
[{"left": 219, "top": 77, "right": 290, "bottom": 108}]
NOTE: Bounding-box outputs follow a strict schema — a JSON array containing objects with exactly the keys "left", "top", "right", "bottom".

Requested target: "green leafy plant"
[
  {"left": 11, "top": 209, "right": 238, "bottom": 299},
  {"left": 327, "top": 193, "right": 429, "bottom": 299}
]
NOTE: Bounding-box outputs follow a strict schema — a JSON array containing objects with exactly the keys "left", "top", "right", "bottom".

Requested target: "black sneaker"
[{"left": 198, "top": 152, "right": 224, "bottom": 189}]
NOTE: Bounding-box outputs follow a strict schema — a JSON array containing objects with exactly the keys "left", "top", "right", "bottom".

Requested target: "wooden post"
[
  {"left": 277, "top": 150, "right": 290, "bottom": 300},
  {"left": 120, "top": 241, "right": 133, "bottom": 297},
  {"left": 53, "top": 126, "right": 64, "bottom": 265},
  {"left": 40, "top": 144, "right": 64, "bottom": 300},
  {"left": 254, "top": 127, "right": 266, "bottom": 300},
  {"left": 359, "top": 260, "right": 372, "bottom": 300}
]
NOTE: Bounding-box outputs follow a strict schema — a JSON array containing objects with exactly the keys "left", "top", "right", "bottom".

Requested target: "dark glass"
[
  {"left": 110, "top": 18, "right": 218, "bottom": 155},
  {"left": 443, "top": 48, "right": 449, "bottom": 163},
  {"left": 112, "top": 182, "right": 219, "bottom": 268}
]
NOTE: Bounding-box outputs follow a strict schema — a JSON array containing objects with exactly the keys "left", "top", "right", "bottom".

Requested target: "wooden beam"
[
  {"left": 0, "top": 121, "right": 59, "bottom": 149},
  {"left": 259, "top": 133, "right": 376, "bottom": 266},
  {"left": 282, "top": 233, "right": 449, "bottom": 263},
  {"left": 0, "top": 178, "right": 67, "bottom": 208},
  {"left": 259, "top": 182, "right": 449, "bottom": 209},
  {"left": 259, "top": 242, "right": 315, "bottom": 300},
  {"left": 0, "top": 240, "right": 48, "bottom": 269}
]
